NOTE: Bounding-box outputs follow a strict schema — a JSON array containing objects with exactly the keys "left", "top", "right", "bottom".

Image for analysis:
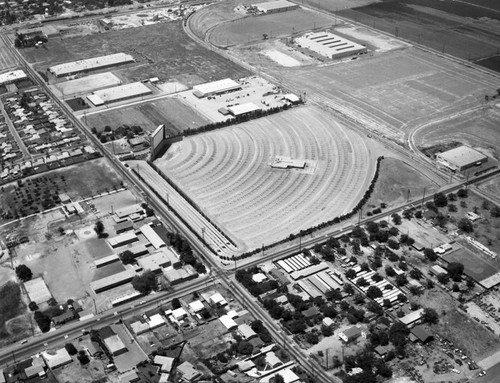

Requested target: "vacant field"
[
  {"left": 0, "top": 282, "right": 26, "bottom": 343},
  {"left": 362, "top": 156, "right": 440, "bottom": 216},
  {"left": 85, "top": 97, "right": 209, "bottom": 134},
  {"left": 337, "top": 0, "right": 500, "bottom": 64},
  {"left": 155, "top": 105, "right": 375, "bottom": 250},
  {"left": 443, "top": 248, "right": 499, "bottom": 283},
  {"left": 208, "top": 9, "right": 336, "bottom": 47},
  {"left": 414, "top": 106, "right": 500, "bottom": 161},
  {"left": 0, "top": 38, "right": 18, "bottom": 70},
  {"left": 254, "top": 46, "right": 494, "bottom": 142},
  {"left": 20, "top": 22, "right": 250, "bottom": 87}
]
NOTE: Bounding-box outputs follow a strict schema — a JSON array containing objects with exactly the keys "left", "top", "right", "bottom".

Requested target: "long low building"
[
  {"left": 24, "top": 277, "right": 52, "bottom": 304},
  {"left": 54, "top": 72, "right": 122, "bottom": 97},
  {"left": 296, "top": 31, "right": 367, "bottom": 60},
  {"left": 0, "top": 69, "right": 28, "bottom": 86},
  {"left": 107, "top": 231, "right": 138, "bottom": 248},
  {"left": 87, "top": 82, "right": 152, "bottom": 106},
  {"left": 435, "top": 145, "right": 488, "bottom": 171},
  {"left": 193, "top": 78, "right": 241, "bottom": 98},
  {"left": 227, "top": 102, "right": 262, "bottom": 117},
  {"left": 253, "top": 0, "right": 299, "bottom": 13},
  {"left": 48, "top": 53, "right": 135, "bottom": 77},
  {"left": 90, "top": 269, "right": 136, "bottom": 293}
]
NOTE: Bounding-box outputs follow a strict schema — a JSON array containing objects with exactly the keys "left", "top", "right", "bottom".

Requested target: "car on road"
[
  {"left": 20, "top": 339, "right": 28, "bottom": 344},
  {"left": 479, "top": 371, "right": 486, "bottom": 377}
]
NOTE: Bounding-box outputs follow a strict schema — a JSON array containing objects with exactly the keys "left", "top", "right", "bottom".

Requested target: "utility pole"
[{"left": 421, "top": 187, "right": 426, "bottom": 210}]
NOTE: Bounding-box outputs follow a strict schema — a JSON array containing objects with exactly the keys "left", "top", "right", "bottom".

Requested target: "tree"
[
  {"left": 457, "top": 218, "right": 473, "bottom": 233},
  {"left": 356, "top": 277, "right": 368, "bottom": 287},
  {"left": 452, "top": 283, "right": 460, "bottom": 292},
  {"left": 395, "top": 274, "right": 408, "bottom": 286},
  {"left": 388, "top": 227, "right": 399, "bottom": 237},
  {"left": 172, "top": 298, "right": 181, "bottom": 309},
  {"left": 345, "top": 269, "right": 357, "bottom": 279},
  {"left": 409, "top": 269, "right": 422, "bottom": 280},
  {"left": 119, "top": 250, "right": 135, "bottom": 265},
  {"left": 131, "top": 271, "right": 157, "bottom": 294},
  {"left": 15, "top": 264, "right": 32, "bottom": 282},
  {"left": 397, "top": 293, "right": 407, "bottom": 303},
  {"left": 371, "top": 273, "right": 383, "bottom": 282},
  {"left": 77, "top": 350, "right": 90, "bottom": 365},
  {"left": 321, "top": 324, "right": 333, "bottom": 337},
  {"left": 94, "top": 220, "right": 105, "bottom": 238},
  {"left": 490, "top": 205, "right": 500, "bottom": 218},
  {"left": 466, "top": 278, "right": 475, "bottom": 289},
  {"left": 383, "top": 299, "right": 392, "bottom": 309},
  {"left": 366, "top": 301, "right": 383, "bottom": 315},
  {"left": 274, "top": 374, "right": 284, "bottom": 383},
  {"left": 28, "top": 301, "right": 38, "bottom": 311},
  {"left": 387, "top": 239, "right": 400, "bottom": 250},
  {"left": 366, "top": 286, "right": 383, "bottom": 299},
  {"left": 391, "top": 213, "right": 402, "bottom": 225},
  {"left": 447, "top": 262, "right": 464, "bottom": 279},
  {"left": 437, "top": 273, "right": 449, "bottom": 284},
  {"left": 385, "top": 266, "right": 396, "bottom": 277},
  {"left": 423, "top": 248, "right": 437, "bottom": 262},
  {"left": 344, "top": 284, "right": 354, "bottom": 295},
  {"left": 457, "top": 188, "right": 468, "bottom": 198},
  {"left": 34, "top": 311, "right": 51, "bottom": 333},
  {"left": 389, "top": 321, "right": 409, "bottom": 347},
  {"left": 422, "top": 307, "right": 439, "bottom": 324},
  {"left": 237, "top": 341, "right": 253, "bottom": 355},
  {"left": 65, "top": 343, "right": 78, "bottom": 355},
  {"left": 305, "top": 332, "right": 319, "bottom": 344},
  {"left": 434, "top": 192, "right": 448, "bottom": 207}
]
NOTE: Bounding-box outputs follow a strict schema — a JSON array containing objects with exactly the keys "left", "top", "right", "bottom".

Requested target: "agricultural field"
[
  {"left": 154, "top": 105, "right": 376, "bottom": 250},
  {"left": 248, "top": 45, "right": 495, "bottom": 143},
  {"left": 19, "top": 22, "right": 250, "bottom": 87},
  {"left": 0, "top": 158, "right": 123, "bottom": 223},
  {"left": 85, "top": 97, "right": 209, "bottom": 134},
  {"left": 414, "top": 106, "right": 500, "bottom": 161},
  {"left": 208, "top": 8, "right": 337, "bottom": 47},
  {"left": 335, "top": 0, "right": 500, "bottom": 66}
]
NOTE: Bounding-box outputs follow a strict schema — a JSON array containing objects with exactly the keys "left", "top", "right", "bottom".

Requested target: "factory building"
[
  {"left": 296, "top": 31, "right": 368, "bottom": 60},
  {"left": 48, "top": 53, "right": 135, "bottom": 77},
  {"left": 87, "top": 82, "right": 152, "bottom": 106},
  {"left": 435, "top": 145, "right": 488, "bottom": 172},
  {"left": 192, "top": 78, "right": 241, "bottom": 98},
  {"left": 252, "top": 0, "right": 299, "bottom": 13}
]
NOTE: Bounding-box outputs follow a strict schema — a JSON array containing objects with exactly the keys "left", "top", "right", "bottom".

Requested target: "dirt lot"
[
  {"left": 208, "top": 8, "right": 337, "bottom": 47},
  {"left": 362, "top": 157, "right": 441, "bottom": 217},
  {"left": 20, "top": 22, "right": 250, "bottom": 87},
  {"left": 85, "top": 96, "right": 210, "bottom": 134},
  {"left": 415, "top": 288, "right": 500, "bottom": 361},
  {"left": 336, "top": 0, "right": 500, "bottom": 64},
  {"left": 0, "top": 37, "right": 18, "bottom": 70},
  {"left": 155, "top": 105, "right": 375, "bottom": 250}
]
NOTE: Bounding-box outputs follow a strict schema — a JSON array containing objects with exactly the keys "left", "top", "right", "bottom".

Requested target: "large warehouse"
[
  {"left": 0, "top": 69, "right": 27, "bottom": 86},
  {"left": 295, "top": 31, "right": 368, "bottom": 60},
  {"left": 436, "top": 145, "right": 488, "bottom": 171},
  {"left": 193, "top": 78, "right": 241, "bottom": 98},
  {"left": 252, "top": 0, "right": 299, "bottom": 13},
  {"left": 55, "top": 72, "right": 122, "bottom": 97},
  {"left": 87, "top": 82, "right": 152, "bottom": 106},
  {"left": 48, "top": 53, "right": 135, "bottom": 77}
]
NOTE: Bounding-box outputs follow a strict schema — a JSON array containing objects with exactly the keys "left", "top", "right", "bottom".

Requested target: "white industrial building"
[
  {"left": 55, "top": 72, "right": 122, "bottom": 97},
  {"left": 193, "top": 78, "right": 241, "bottom": 98},
  {"left": 24, "top": 277, "right": 52, "bottom": 304},
  {"left": 227, "top": 102, "right": 262, "bottom": 116},
  {"left": 253, "top": 0, "right": 299, "bottom": 13},
  {"left": 296, "top": 31, "right": 368, "bottom": 59},
  {"left": 87, "top": 82, "right": 152, "bottom": 106},
  {"left": 0, "top": 69, "right": 28, "bottom": 86},
  {"left": 48, "top": 53, "right": 135, "bottom": 77},
  {"left": 435, "top": 145, "right": 488, "bottom": 171}
]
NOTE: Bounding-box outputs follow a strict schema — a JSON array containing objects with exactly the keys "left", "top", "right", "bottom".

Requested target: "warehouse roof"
[
  {"left": 399, "top": 308, "right": 424, "bottom": 325},
  {"left": 227, "top": 102, "right": 261, "bottom": 116},
  {"left": 193, "top": 78, "right": 240, "bottom": 96},
  {"left": 115, "top": 204, "right": 143, "bottom": 218},
  {"left": 0, "top": 69, "right": 27, "bottom": 85},
  {"left": 54, "top": 72, "right": 121, "bottom": 96},
  {"left": 88, "top": 82, "right": 151, "bottom": 105},
  {"left": 253, "top": 0, "right": 297, "bottom": 12},
  {"left": 48, "top": 53, "right": 134, "bottom": 76},
  {"left": 436, "top": 145, "right": 487, "bottom": 168}
]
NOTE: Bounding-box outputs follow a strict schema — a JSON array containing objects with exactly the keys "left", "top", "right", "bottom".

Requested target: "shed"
[{"left": 339, "top": 326, "right": 361, "bottom": 343}]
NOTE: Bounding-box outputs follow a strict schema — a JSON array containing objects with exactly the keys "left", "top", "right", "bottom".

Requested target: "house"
[
  {"left": 52, "top": 311, "right": 75, "bottom": 326},
  {"left": 269, "top": 268, "right": 289, "bottom": 285},
  {"left": 423, "top": 210, "right": 437, "bottom": 221},
  {"left": 42, "top": 348, "right": 73, "bottom": 369},
  {"left": 466, "top": 212, "right": 481, "bottom": 222},
  {"left": 302, "top": 306, "right": 319, "bottom": 319},
  {"left": 87, "top": 341, "right": 103, "bottom": 357},
  {"left": 410, "top": 325, "right": 434, "bottom": 343},
  {"left": 172, "top": 308, "right": 188, "bottom": 321},
  {"left": 120, "top": 370, "right": 140, "bottom": 383},
  {"left": 322, "top": 317, "right": 334, "bottom": 327},
  {"left": 374, "top": 345, "right": 392, "bottom": 358},
  {"left": 399, "top": 308, "right": 424, "bottom": 326},
  {"left": 177, "top": 361, "right": 202, "bottom": 381},
  {"left": 219, "top": 315, "right": 237, "bottom": 330},
  {"left": 104, "top": 335, "right": 128, "bottom": 356},
  {"left": 238, "top": 324, "right": 257, "bottom": 340},
  {"left": 188, "top": 300, "right": 205, "bottom": 313},
  {"left": 252, "top": 273, "right": 268, "bottom": 283},
  {"left": 154, "top": 355, "right": 175, "bottom": 373},
  {"left": 24, "top": 364, "right": 45, "bottom": 379},
  {"left": 265, "top": 352, "right": 283, "bottom": 369},
  {"left": 408, "top": 279, "right": 424, "bottom": 292},
  {"left": 237, "top": 360, "right": 255, "bottom": 372},
  {"left": 209, "top": 292, "right": 227, "bottom": 307},
  {"left": 339, "top": 326, "right": 362, "bottom": 343},
  {"left": 429, "top": 265, "right": 448, "bottom": 276}
]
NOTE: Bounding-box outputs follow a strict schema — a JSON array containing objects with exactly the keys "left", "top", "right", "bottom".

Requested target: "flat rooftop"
[
  {"left": 48, "top": 53, "right": 134, "bottom": 77},
  {"left": 54, "top": 72, "right": 122, "bottom": 97},
  {"left": 90, "top": 269, "right": 136, "bottom": 293},
  {"left": 437, "top": 145, "right": 487, "bottom": 167},
  {"left": 228, "top": 102, "right": 261, "bottom": 116},
  {"left": 296, "top": 31, "right": 367, "bottom": 59},
  {"left": 24, "top": 277, "right": 52, "bottom": 304},
  {"left": 192, "top": 78, "right": 240, "bottom": 96},
  {"left": 271, "top": 156, "right": 306, "bottom": 169},
  {"left": 87, "top": 82, "right": 152, "bottom": 105},
  {"left": 0, "top": 69, "right": 27, "bottom": 85},
  {"left": 253, "top": 0, "right": 298, "bottom": 11}
]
